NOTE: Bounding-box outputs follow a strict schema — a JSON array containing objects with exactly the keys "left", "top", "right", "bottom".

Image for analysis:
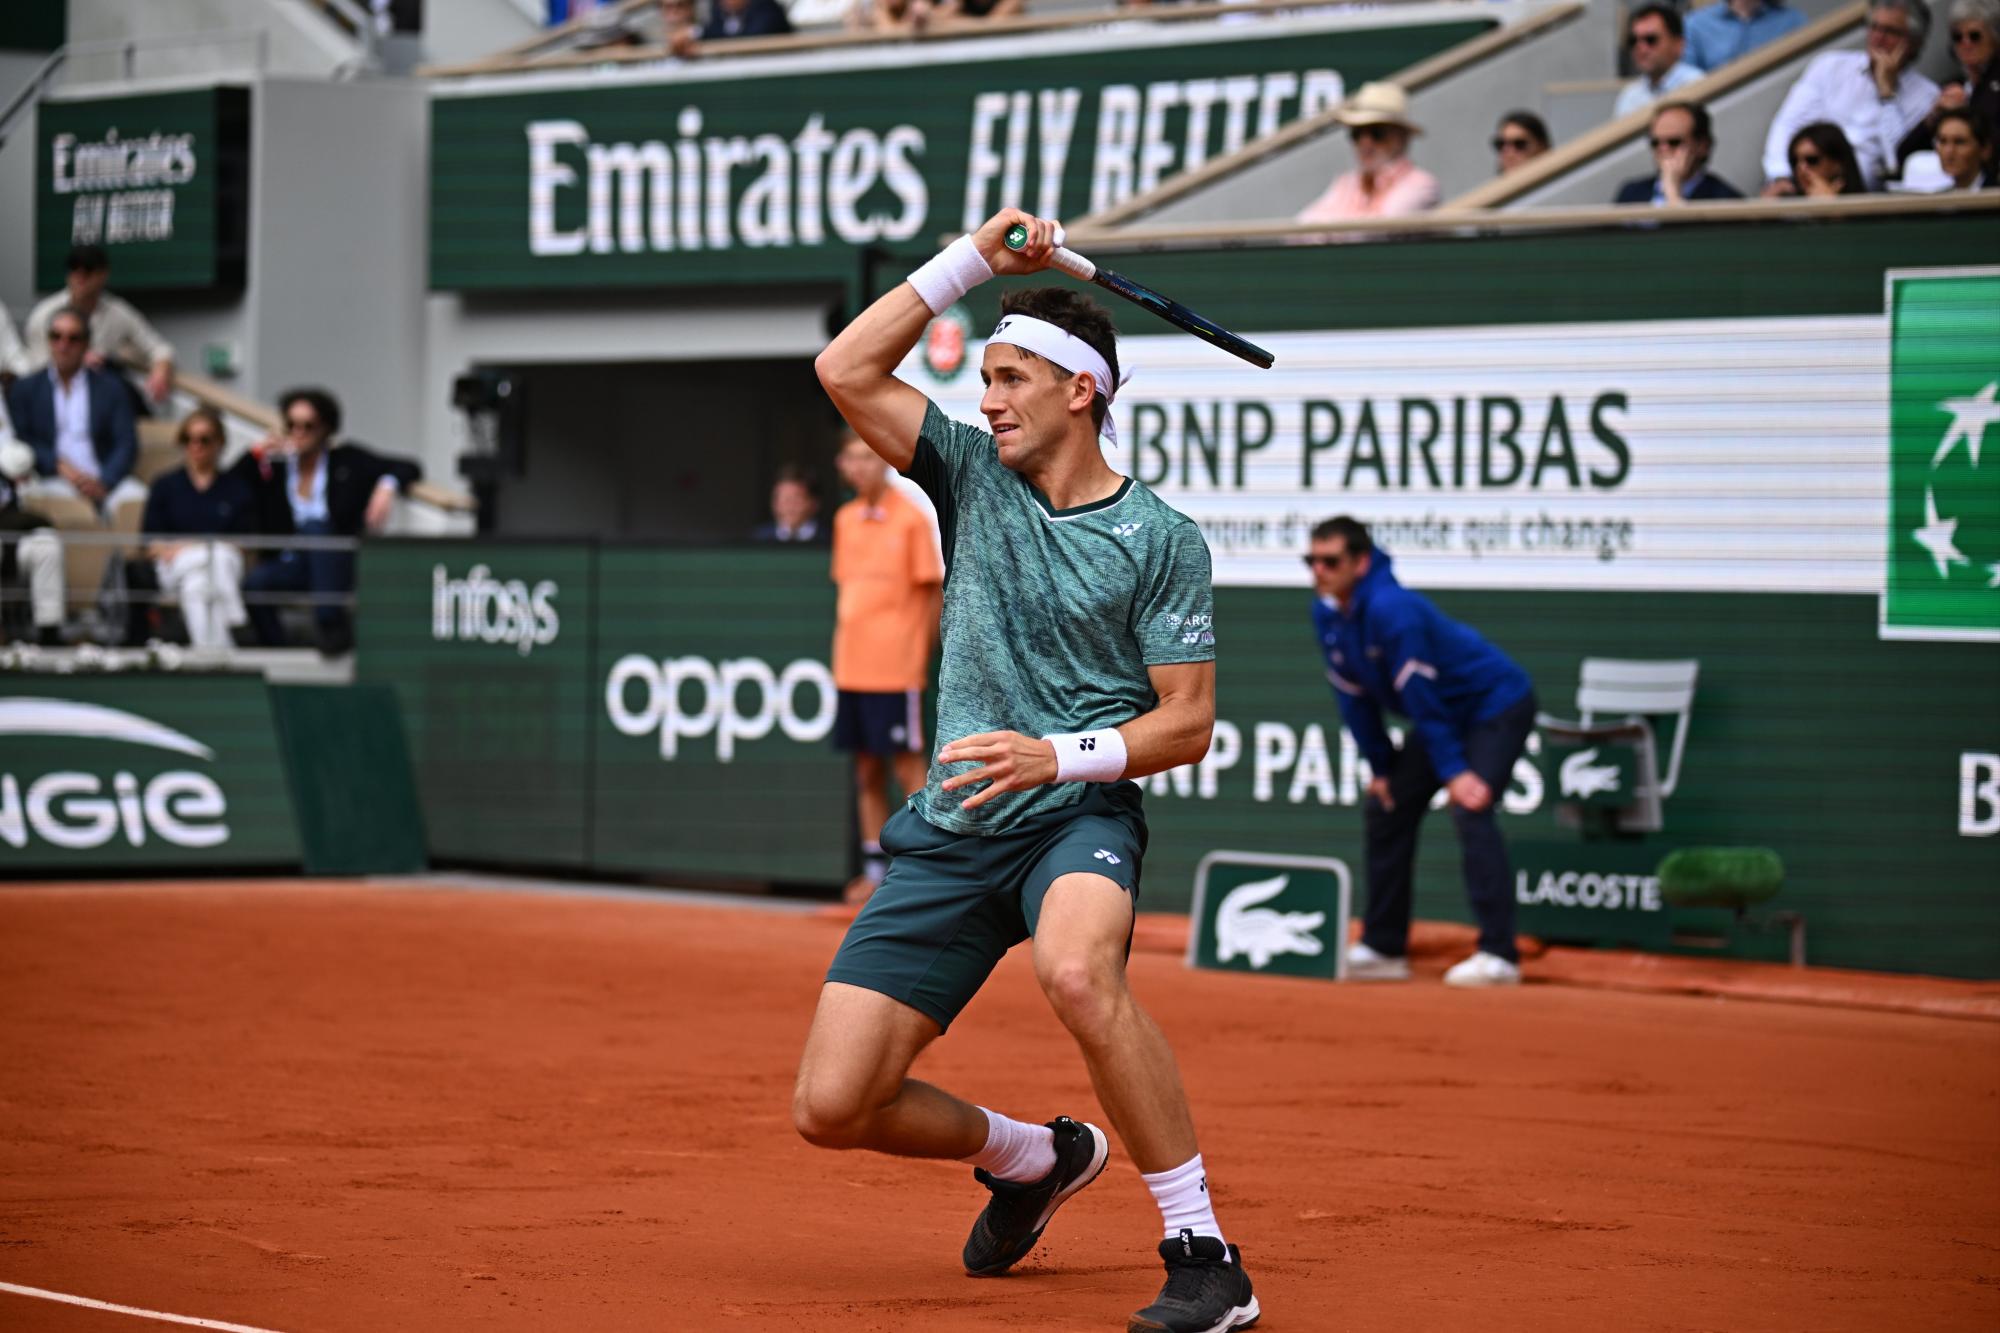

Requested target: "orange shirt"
[{"left": 831, "top": 487, "right": 944, "bottom": 692}]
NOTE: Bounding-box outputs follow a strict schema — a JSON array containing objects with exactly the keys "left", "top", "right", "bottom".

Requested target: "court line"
[{"left": 0, "top": 1281, "right": 289, "bottom": 1332}]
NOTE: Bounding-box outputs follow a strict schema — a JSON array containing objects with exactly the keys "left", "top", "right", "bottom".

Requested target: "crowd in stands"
[{"left": 0, "top": 246, "right": 420, "bottom": 656}]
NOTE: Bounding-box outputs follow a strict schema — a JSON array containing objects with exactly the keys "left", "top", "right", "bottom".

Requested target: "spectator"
[
  {"left": 1762, "top": 0, "right": 1939, "bottom": 191},
  {"left": 0, "top": 437, "right": 64, "bottom": 647},
  {"left": 751, "top": 465, "right": 828, "bottom": 543},
  {"left": 6, "top": 307, "right": 144, "bottom": 511},
  {"left": 238, "top": 387, "right": 419, "bottom": 654},
  {"left": 24, "top": 245, "right": 176, "bottom": 405},
  {"left": 1896, "top": 0, "right": 2000, "bottom": 167},
  {"left": 139, "top": 408, "right": 255, "bottom": 651},
  {"left": 1786, "top": 121, "right": 1870, "bottom": 193},
  {"left": 1931, "top": 104, "right": 1998, "bottom": 184},
  {"left": 0, "top": 300, "right": 27, "bottom": 380},
  {"left": 1491, "top": 110, "right": 1551, "bottom": 174},
  {"left": 1307, "top": 517, "right": 1538, "bottom": 988},
  {"left": 828, "top": 430, "right": 943, "bottom": 905},
  {"left": 1615, "top": 101, "right": 1746, "bottom": 203},
  {"left": 1296, "top": 83, "right": 1440, "bottom": 222},
  {"left": 936, "top": 0, "right": 1022, "bottom": 20},
  {"left": 701, "top": 0, "right": 792, "bottom": 40},
  {"left": 1685, "top": 0, "right": 1807, "bottom": 73},
  {"left": 658, "top": 0, "right": 699, "bottom": 50},
  {"left": 848, "top": 0, "right": 935, "bottom": 32},
  {"left": 1616, "top": 5, "right": 1706, "bottom": 118}
]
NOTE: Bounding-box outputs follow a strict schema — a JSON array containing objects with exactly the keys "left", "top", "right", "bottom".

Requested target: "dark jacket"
[
  {"left": 1896, "top": 66, "right": 2000, "bottom": 164},
  {"left": 701, "top": 0, "right": 792, "bottom": 39},
  {"left": 6, "top": 366, "right": 138, "bottom": 489},
  {"left": 1311, "top": 551, "right": 1533, "bottom": 781},
  {"left": 232, "top": 442, "right": 422, "bottom": 537},
  {"left": 1614, "top": 171, "right": 1745, "bottom": 204}
]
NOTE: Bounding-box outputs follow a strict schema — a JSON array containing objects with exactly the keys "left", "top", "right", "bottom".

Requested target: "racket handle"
[{"left": 1004, "top": 222, "right": 1097, "bottom": 283}]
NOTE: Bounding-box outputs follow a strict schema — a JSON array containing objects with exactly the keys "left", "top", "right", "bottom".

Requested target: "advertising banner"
[
  {"left": 0, "top": 676, "right": 299, "bottom": 870},
  {"left": 1187, "top": 851, "right": 1351, "bottom": 979},
  {"left": 429, "top": 12, "right": 1489, "bottom": 289},
  {"left": 36, "top": 87, "right": 250, "bottom": 291}
]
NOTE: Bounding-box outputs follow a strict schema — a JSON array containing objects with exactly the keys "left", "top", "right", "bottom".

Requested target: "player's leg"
[
  {"left": 1443, "top": 694, "right": 1539, "bottom": 986},
  {"left": 1355, "top": 745, "right": 1442, "bottom": 969},
  {"left": 792, "top": 981, "right": 984, "bottom": 1155}
]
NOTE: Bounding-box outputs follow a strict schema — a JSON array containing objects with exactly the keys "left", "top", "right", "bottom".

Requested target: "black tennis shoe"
[
  {"left": 961, "top": 1116, "right": 1109, "bottom": 1276},
  {"left": 1128, "top": 1230, "right": 1260, "bottom": 1332}
]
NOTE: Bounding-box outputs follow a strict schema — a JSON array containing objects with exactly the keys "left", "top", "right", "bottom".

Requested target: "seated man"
[
  {"left": 0, "top": 437, "right": 65, "bottom": 646},
  {"left": 1761, "top": 0, "right": 1939, "bottom": 190},
  {"left": 1685, "top": 0, "right": 1807, "bottom": 73},
  {"left": 6, "top": 306, "right": 145, "bottom": 511},
  {"left": 1295, "top": 83, "right": 1440, "bottom": 223},
  {"left": 238, "top": 387, "right": 420, "bottom": 654},
  {"left": 1615, "top": 101, "right": 1746, "bottom": 204},
  {"left": 139, "top": 408, "right": 256, "bottom": 651},
  {"left": 24, "top": 245, "right": 176, "bottom": 406},
  {"left": 1616, "top": 5, "right": 1705, "bottom": 118}
]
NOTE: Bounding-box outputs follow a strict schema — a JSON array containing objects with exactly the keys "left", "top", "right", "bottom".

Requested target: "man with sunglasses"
[
  {"left": 1615, "top": 5, "right": 1705, "bottom": 119},
  {"left": 1615, "top": 101, "right": 1745, "bottom": 204},
  {"left": 5, "top": 306, "right": 145, "bottom": 512},
  {"left": 1296, "top": 82, "right": 1439, "bottom": 223},
  {"left": 1306, "top": 517, "right": 1537, "bottom": 987},
  {"left": 1762, "top": 0, "right": 1939, "bottom": 190},
  {"left": 23, "top": 246, "right": 176, "bottom": 406}
]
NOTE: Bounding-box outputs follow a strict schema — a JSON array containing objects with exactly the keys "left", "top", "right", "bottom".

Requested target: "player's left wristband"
[
  {"left": 1046, "top": 728, "right": 1128, "bottom": 783},
  {"left": 907, "top": 235, "right": 993, "bottom": 316}
]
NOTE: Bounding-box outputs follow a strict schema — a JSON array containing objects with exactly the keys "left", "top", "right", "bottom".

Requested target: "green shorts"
[{"left": 826, "top": 781, "right": 1149, "bottom": 1032}]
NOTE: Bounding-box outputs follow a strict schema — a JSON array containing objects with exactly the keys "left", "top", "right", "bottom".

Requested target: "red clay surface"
[{"left": 1, "top": 880, "right": 1996, "bottom": 1332}]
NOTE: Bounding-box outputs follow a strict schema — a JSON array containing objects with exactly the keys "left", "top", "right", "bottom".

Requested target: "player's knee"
[
  {"left": 1037, "top": 956, "right": 1124, "bottom": 1039},
  {"left": 790, "top": 1080, "right": 870, "bottom": 1150}
]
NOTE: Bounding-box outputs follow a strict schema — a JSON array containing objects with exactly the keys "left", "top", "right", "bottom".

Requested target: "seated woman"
[
  {"left": 1785, "top": 121, "right": 1868, "bottom": 195},
  {"left": 139, "top": 407, "right": 255, "bottom": 650},
  {"left": 1491, "top": 110, "right": 1551, "bottom": 176}
]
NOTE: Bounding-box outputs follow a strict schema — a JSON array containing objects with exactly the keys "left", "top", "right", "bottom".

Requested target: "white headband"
[{"left": 987, "top": 314, "right": 1121, "bottom": 447}]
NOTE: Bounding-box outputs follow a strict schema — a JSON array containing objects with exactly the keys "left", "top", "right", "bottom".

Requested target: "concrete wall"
[
  {"left": 0, "top": 50, "right": 46, "bottom": 317},
  {"left": 1139, "top": 0, "right": 1618, "bottom": 225},
  {"left": 65, "top": 0, "right": 357, "bottom": 84},
  {"left": 419, "top": 0, "right": 543, "bottom": 69}
]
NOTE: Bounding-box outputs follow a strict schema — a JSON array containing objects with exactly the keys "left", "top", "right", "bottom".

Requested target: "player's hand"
[
  {"left": 1366, "top": 776, "right": 1394, "bottom": 812},
  {"left": 1446, "top": 771, "right": 1493, "bottom": 812},
  {"left": 938, "top": 729, "right": 1059, "bottom": 810},
  {"left": 973, "top": 209, "right": 1061, "bottom": 277}
]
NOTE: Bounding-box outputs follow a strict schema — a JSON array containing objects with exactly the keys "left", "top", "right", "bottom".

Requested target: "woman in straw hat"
[{"left": 1296, "top": 82, "right": 1441, "bottom": 222}]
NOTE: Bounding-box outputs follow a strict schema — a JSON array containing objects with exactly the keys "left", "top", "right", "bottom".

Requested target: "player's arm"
[
  {"left": 815, "top": 208, "right": 1062, "bottom": 471},
  {"left": 937, "top": 661, "right": 1214, "bottom": 812}
]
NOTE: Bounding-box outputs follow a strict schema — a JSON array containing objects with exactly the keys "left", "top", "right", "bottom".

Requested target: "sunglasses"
[
  {"left": 1630, "top": 30, "right": 1664, "bottom": 46},
  {"left": 1302, "top": 553, "right": 1347, "bottom": 569},
  {"left": 48, "top": 330, "right": 86, "bottom": 344},
  {"left": 1793, "top": 150, "right": 1827, "bottom": 169},
  {"left": 1649, "top": 135, "right": 1688, "bottom": 150},
  {"left": 285, "top": 417, "right": 322, "bottom": 433},
  {"left": 1350, "top": 124, "right": 1394, "bottom": 143},
  {"left": 1951, "top": 25, "right": 1988, "bottom": 42},
  {"left": 1492, "top": 135, "right": 1537, "bottom": 152}
]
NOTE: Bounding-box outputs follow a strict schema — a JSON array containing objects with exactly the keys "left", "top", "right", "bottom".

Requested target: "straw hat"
[{"left": 1336, "top": 82, "right": 1423, "bottom": 136}]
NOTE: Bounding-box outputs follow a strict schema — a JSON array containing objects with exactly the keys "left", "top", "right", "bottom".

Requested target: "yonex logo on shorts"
[{"left": 1094, "top": 848, "right": 1121, "bottom": 865}]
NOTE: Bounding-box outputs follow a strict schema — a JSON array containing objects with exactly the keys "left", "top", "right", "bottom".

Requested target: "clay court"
[{"left": 1, "top": 878, "right": 1996, "bottom": 1332}]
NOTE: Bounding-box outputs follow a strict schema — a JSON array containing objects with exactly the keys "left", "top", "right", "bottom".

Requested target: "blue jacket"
[
  {"left": 6, "top": 366, "right": 138, "bottom": 490},
  {"left": 1312, "top": 550, "right": 1532, "bottom": 780}
]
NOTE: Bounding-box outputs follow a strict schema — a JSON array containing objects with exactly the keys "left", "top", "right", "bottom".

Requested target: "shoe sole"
[
  {"left": 964, "top": 1122, "right": 1110, "bottom": 1277},
  {"left": 1128, "top": 1294, "right": 1261, "bottom": 1332}
]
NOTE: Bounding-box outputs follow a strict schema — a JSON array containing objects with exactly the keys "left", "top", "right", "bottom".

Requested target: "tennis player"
[{"left": 792, "top": 209, "right": 1259, "bottom": 1333}]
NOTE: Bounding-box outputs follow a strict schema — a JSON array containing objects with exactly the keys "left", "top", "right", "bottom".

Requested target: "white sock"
[
  {"left": 962, "top": 1108, "right": 1056, "bottom": 1183},
  {"left": 1142, "top": 1154, "right": 1225, "bottom": 1250}
]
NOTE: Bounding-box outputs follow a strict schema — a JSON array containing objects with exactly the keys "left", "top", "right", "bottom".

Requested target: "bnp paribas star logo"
[{"left": 1883, "top": 270, "right": 2000, "bottom": 642}]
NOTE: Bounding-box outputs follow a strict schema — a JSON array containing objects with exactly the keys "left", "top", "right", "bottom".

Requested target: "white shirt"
[
  {"left": 286, "top": 453, "right": 331, "bottom": 526},
  {"left": 1761, "top": 50, "right": 1938, "bottom": 189},
  {"left": 51, "top": 369, "right": 99, "bottom": 480},
  {"left": 1614, "top": 61, "right": 1705, "bottom": 118}
]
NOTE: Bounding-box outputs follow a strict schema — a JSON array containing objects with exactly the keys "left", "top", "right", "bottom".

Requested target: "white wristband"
[
  {"left": 1046, "top": 728, "right": 1128, "bottom": 783},
  {"left": 907, "top": 235, "right": 994, "bottom": 316}
]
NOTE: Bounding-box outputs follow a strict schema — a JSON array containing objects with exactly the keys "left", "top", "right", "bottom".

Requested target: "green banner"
[
  {"left": 0, "top": 676, "right": 300, "bottom": 869},
  {"left": 1188, "top": 852, "right": 1350, "bottom": 979},
  {"left": 36, "top": 87, "right": 250, "bottom": 292},
  {"left": 429, "top": 16, "right": 1488, "bottom": 290},
  {"left": 357, "top": 541, "right": 596, "bottom": 868},
  {"left": 592, "top": 548, "right": 850, "bottom": 880},
  {"left": 1884, "top": 269, "right": 2000, "bottom": 641}
]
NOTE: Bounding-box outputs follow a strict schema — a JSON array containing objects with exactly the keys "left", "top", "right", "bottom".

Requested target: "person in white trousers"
[
  {"left": 141, "top": 408, "right": 251, "bottom": 651},
  {"left": 0, "top": 436, "right": 66, "bottom": 645}
]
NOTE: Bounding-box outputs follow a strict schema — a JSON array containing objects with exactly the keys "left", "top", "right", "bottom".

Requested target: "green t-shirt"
[{"left": 907, "top": 400, "right": 1216, "bottom": 836}]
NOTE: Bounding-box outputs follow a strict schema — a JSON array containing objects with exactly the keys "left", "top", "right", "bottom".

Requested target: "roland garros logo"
[{"left": 0, "top": 698, "right": 230, "bottom": 850}]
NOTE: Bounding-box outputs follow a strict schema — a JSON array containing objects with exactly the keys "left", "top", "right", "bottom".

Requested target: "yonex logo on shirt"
[
  {"left": 1112, "top": 522, "right": 1144, "bottom": 537},
  {"left": 1094, "top": 848, "right": 1122, "bottom": 864}
]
